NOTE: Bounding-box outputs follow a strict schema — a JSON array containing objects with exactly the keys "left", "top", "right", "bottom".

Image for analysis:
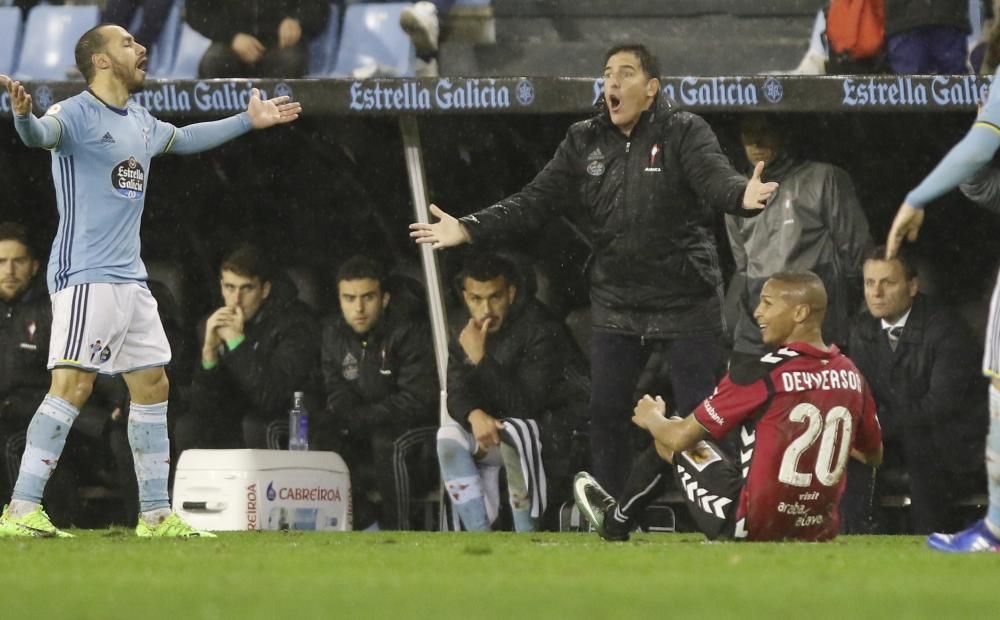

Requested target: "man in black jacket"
[
  {"left": 412, "top": 43, "right": 777, "bottom": 496},
  {"left": 845, "top": 246, "right": 987, "bottom": 533},
  {"left": 174, "top": 244, "right": 319, "bottom": 451},
  {"left": 316, "top": 256, "right": 438, "bottom": 530},
  {"left": 438, "top": 253, "right": 587, "bottom": 531},
  {"left": 187, "top": 0, "right": 330, "bottom": 79},
  {"left": 0, "top": 222, "right": 50, "bottom": 504}
]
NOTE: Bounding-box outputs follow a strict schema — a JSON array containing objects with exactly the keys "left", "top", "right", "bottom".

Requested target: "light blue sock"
[
  {"left": 437, "top": 426, "right": 489, "bottom": 531},
  {"left": 12, "top": 395, "right": 79, "bottom": 504},
  {"left": 128, "top": 401, "right": 171, "bottom": 514},
  {"left": 986, "top": 385, "right": 1000, "bottom": 530}
]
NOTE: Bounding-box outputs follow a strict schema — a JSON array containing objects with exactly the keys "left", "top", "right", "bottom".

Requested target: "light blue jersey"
[
  {"left": 13, "top": 89, "right": 252, "bottom": 292},
  {"left": 41, "top": 90, "right": 176, "bottom": 292}
]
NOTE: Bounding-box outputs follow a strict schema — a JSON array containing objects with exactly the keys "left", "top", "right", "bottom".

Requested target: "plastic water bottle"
[{"left": 288, "top": 391, "right": 309, "bottom": 451}]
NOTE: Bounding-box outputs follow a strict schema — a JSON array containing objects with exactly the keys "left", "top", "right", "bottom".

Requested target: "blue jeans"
[{"left": 887, "top": 26, "right": 968, "bottom": 74}]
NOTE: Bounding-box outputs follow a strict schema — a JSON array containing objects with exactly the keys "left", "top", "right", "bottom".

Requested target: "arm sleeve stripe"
[
  {"left": 162, "top": 127, "right": 177, "bottom": 154},
  {"left": 48, "top": 116, "right": 65, "bottom": 151},
  {"left": 974, "top": 120, "right": 1000, "bottom": 136}
]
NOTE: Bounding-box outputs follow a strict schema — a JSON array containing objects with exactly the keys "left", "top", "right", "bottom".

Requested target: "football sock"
[
  {"left": 11, "top": 395, "right": 79, "bottom": 508},
  {"left": 985, "top": 384, "right": 1000, "bottom": 535},
  {"left": 613, "top": 444, "right": 671, "bottom": 528},
  {"left": 501, "top": 443, "right": 535, "bottom": 532},
  {"left": 437, "top": 427, "right": 489, "bottom": 531},
  {"left": 128, "top": 401, "right": 171, "bottom": 513}
]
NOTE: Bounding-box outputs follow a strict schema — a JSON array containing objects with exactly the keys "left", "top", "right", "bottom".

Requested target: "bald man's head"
[{"left": 753, "top": 271, "right": 828, "bottom": 347}]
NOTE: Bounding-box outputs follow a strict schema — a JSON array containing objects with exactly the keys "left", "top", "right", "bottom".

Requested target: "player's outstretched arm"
[
  {"left": 409, "top": 204, "right": 471, "bottom": 249},
  {"left": 166, "top": 88, "right": 302, "bottom": 155},
  {"left": 1, "top": 74, "right": 61, "bottom": 149}
]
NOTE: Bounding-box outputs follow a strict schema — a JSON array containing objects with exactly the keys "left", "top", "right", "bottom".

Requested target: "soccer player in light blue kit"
[
  {"left": 887, "top": 30, "right": 1000, "bottom": 553},
  {"left": 0, "top": 23, "right": 301, "bottom": 537}
]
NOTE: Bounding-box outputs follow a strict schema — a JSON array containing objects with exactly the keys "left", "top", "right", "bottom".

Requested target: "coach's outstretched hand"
[
  {"left": 246, "top": 87, "right": 301, "bottom": 129},
  {"left": 743, "top": 161, "right": 779, "bottom": 210},
  {"left": 885, "top": 202, "right": 925, "bottom": 259},
  {"left": 409, "top": 204, "right": 471, "bottom": 249},
  {"left": 0, "top": 75, "right": 32, "bottom": 117}
]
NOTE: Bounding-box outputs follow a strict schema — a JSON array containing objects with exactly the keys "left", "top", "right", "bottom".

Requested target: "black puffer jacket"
[
  {"left": 460, "top": 95, "right": 754, "bottom": 338},
  {"left": 190, "top": 276, "right": 320, "bottom": 422},
  {"left": 316, "top": 309, "right": 439, "bottom": 445},
  {"left": 187, "top": 0, "right": 330, "bottom": 47},
  {"left": 447, "top": 295, "right": 588, "bottom": 436},
  {"left": 0, "top": 279, "right": 51, "bottom": 423},
  {"left": 885, "top": 0, "right": 970, "bottom": 37}
]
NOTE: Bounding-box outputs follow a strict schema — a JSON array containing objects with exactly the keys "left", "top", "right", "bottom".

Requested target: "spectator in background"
[
  {"left": 174, "top": 244, "right": 319, "bottom": 451},
  {"left": 438, "top": 253, "right": 587, "bottom": 532},
  {"left": 316, "top": 256, "right": 439, "bottom": 531},
  {"left": 886, "top": 0, "right": 970, "bottom": 74},
  {"left": 103, "top": 0, "right": 173, "bottom": 63},
  {"left": 726, "top": 115, "right": 871, "bottom": 362},
  {"left": 844, "top": 247, "right": 987, "bottom": 534},
  {"left": 187, "top": 0, "right": 330, "bottom": 79}
]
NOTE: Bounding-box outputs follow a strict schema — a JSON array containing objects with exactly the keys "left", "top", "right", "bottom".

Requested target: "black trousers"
[
  {"left": 327, "top": 425, "right": 438, "bottom": 530},
  {"left": 198, "top": 42, "right": 309, "bottom": 79},
  {"left": 589, "top": 330, "right": 723, "bottom": 497}
]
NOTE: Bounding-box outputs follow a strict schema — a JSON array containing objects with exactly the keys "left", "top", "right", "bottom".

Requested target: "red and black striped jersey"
[{"left": 693, "top": 342, "right": 881, "bottom": 541}]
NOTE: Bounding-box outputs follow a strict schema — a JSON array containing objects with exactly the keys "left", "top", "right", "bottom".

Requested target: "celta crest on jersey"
[{"left": 112, "top": 156, "right": 145, "bottom": 199}]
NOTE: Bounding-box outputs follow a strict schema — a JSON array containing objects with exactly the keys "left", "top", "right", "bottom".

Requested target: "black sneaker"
[{"left": 573, "top": 471, "right": 629, "bottom": 541}]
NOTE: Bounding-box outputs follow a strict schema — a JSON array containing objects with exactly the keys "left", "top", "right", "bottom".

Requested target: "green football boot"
[
  {"left": 135, "top": 512, "right": 217, "bottom": 538},
  {"left": 0, "top": 504, "right": 74, "bottom": 538}
]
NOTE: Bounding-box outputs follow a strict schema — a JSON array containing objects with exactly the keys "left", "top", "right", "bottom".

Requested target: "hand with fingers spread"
[
  {"left": 743, "top": 161, "right": 779, "bottom": 210},
  {"left": 469, "top": 409, "right": 503, "bottom": 452},
  {"left": 885, "top": 203, "right": 925, "bottom": 259},
  {"left": 246, "top": 87, "right": 302, "bottom": 129},
  {"left": 632, "top": 394, "right": 668, "bottom": 430},
  {"left": 409, "top": 204, "right": 470, "bottom": 249},
  {"left": 0, "top": 75, "right": 33, "bottom": 117}
]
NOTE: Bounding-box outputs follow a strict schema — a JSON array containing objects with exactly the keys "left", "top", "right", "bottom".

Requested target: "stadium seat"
[
  {"left": 332, "top": 3, "right": 416, "bottom": 78},
  {"left": 128, "top": 0, "right": 184, "bottom": 77},
  {"left": 0, "top": 6, "right": 21, "bottom": 76},
  {"left": 168, "top": 20, "right": 211, "bottom": 79},
  {"left": 308, "top": 3, "right": 340, "bottom": 77},
  {"left": 14, "top": 4, "right": 100, "bottom": 80}
]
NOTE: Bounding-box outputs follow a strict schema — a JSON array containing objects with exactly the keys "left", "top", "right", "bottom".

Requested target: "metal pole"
[{"left": 399, "top": 114, "right": 452, "bottom": 531}]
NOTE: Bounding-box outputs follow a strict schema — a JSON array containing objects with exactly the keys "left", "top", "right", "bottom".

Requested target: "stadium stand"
[
  {"left": 308, "top": 3, "right": 341, "bottom": 77},
  {"left": 440, "top": 0, "right": 827, "bottom": 76},
  {"left": 168, "top": 19, "right": 211, "bottom": 79},
  {"left": 332, "top": 3, "right": 416, "bottom": 78},
  {"left": 127, "top": 0, "right": 183, "bottom": 77},
  {"left": 0, "top": 6, "right": 21, "bottom": 76},
  {"left": 14, "top": 4, "right": 100, "bottom": 80}
]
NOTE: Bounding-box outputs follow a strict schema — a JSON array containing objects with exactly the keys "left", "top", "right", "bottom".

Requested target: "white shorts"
[
  {"left": 986, "top": 272, "right": 1000, "bottom": 379},
  {"left": 48, "top": 282, "right": 171, "bottom": 375}
]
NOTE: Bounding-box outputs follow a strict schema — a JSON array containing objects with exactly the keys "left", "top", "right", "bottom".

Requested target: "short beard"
[{"left": 112, "top": 61, "right": 144, "bottom": 93}]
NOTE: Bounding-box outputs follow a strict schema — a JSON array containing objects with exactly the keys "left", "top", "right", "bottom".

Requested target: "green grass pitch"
[{"left": 1, "top": 531, "right": 996, "bottom": 619}]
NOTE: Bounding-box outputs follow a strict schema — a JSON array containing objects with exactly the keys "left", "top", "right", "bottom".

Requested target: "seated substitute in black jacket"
[
  {"left": 438, "top": 253, "right": 588, "bottom": 532},
  {"left": 315, "top": 256, "right": 438, "bottom": 531},
  {"left": 175, "top": 244, "right": 319, "bottom": 452},
  {"left": 844, "top": 246, "right": 988, "bottom": 534},
  {"left": 187, "top": 0, "right": 330, "bottom": 79},
  {"left": 411, "top": 43, "right": 777, "bottom": 498}
]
